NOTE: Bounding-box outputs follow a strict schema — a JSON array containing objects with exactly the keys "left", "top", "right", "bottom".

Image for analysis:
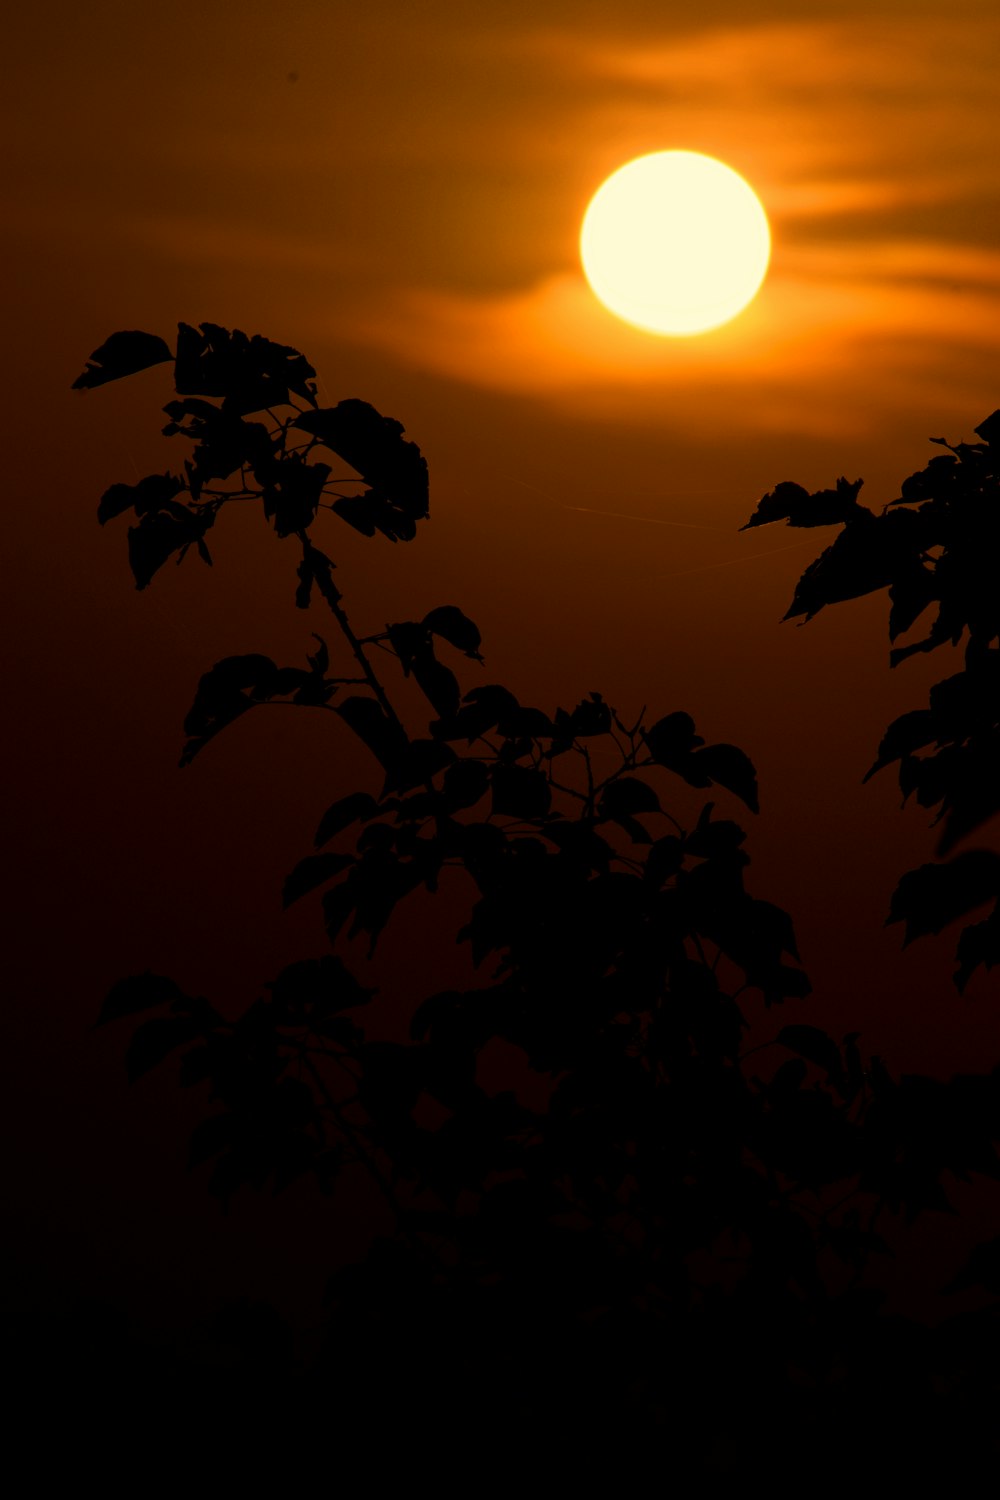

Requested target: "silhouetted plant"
[
  {"left": 743, "top": 421, "right": 1000, "bottom": 990},
  {"left": 79, "top": 326, "right": 999, "bottom": 1461}
]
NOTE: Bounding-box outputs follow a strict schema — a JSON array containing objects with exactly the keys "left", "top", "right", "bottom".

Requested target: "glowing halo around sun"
[{"left": 580, "top": 151, "right": 771, "bottom": 336}]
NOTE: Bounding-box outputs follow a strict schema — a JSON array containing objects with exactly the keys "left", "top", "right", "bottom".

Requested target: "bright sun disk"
[{"left": 580, "top": 151, "right": 771, "bottom": 336}]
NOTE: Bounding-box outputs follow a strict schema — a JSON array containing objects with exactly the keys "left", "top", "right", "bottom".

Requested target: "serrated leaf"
[
  {"left": 741, "top": 476, "right": 863, "bottom": 531},
  {"left": 783, "top": 508, "right": 927, "bottom": 624},
  {"left": 174, "top": 322, "right": 317, "bottom": 412},
  {"left": 887, "top": 852, "right": 1000, "bottom": 945},
  {"left": 864, "top": 709, "right": 937, "bottom": 780},
  {"left": 292, "top": 399, "right": 429, "bottom": 533}
]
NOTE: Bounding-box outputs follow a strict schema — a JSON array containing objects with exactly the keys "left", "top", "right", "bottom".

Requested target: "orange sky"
[{"left": 4, "top": 0, "right": 1000, "bottom": 1335}]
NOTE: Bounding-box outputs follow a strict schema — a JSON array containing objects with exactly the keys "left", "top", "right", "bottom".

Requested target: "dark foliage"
[
  {"left": 744, "top": 416, "right": 1000, "bottom": 985},
  {"left": 79, "top": 327, "right": 999, "bottom": 1464}
]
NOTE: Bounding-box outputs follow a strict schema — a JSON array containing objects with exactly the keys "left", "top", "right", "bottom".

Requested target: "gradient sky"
[{"left": 5, "top": 0, "right": 999, "bottom": 1340}]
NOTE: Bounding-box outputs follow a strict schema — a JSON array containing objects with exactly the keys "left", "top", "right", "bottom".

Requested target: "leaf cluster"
[
  {"left": 744, "top": 417, "right": 1000, "bottom": 986},
  {"left": 79, "top": 323, "right": 428, "bottom": 589},
  {"left": 83, "top": 330, "right": 1000, "bottom": 1440}
]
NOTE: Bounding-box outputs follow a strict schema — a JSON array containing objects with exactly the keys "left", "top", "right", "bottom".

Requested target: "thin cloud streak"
[{"left": 346, "top": 236, "right": 1000, "bottom": 435}]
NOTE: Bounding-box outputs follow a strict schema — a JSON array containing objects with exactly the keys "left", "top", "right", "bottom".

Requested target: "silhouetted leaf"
[
  {"left": 390, "top": 738, "right": 457, "bottom": 792},
  {"left": 741, "top": 476, "right": 864, "bottom": 530},
  {"left": 188, "top": 1113, "right": 232, "bottom": 1170},
  {"left": 760, "top": 964, "right": 812, "bottom": 1004},
  {"left": 643, "top": 711, "right": 703, "bottom": 767},
  {"left": 266, "top": 955, "right": 372, "bottom": 1019},
  {"left": 692, "top": 743, "right": 759, "bottom": 813},
  {"left": 645, "top": 835, "right": 685, "bottom": 886},
  {"left": 283, "top": 853, "right": 356, "bottom": 908},
  {"left": 502, "top": 706, "right": 556, "bottom": 738},
  {"left": 126, "top": 1015, "right": 204, "bottom": 1082},
  {"left": 322, "top": 879, "right": 359, "bottom": 944},
  {"left": 783, "top": 509, "right": 928, "bottom": 623},
  {"left": 974, "top": 409, "right": 1000, "bottom": 446},
  {"left": 127, "top": 502, "right": 216, "bottom": 591},
  {"left": 97, "top": 971, "right": 188, "bottom": 1027},
  {"left": 315, "top": 791, "right": 379, "bottom": 847},
  {"left": 777, "top": 1025, "right": 845, "bottom": 1081},
  {"left": 262, "top": 455, "right": 330, "bottom": 537},
  {"left": 943, "top": 1235, "right": 1000, "bottom": 1295},
  {"left": 73, "top": 330, "right": 172, "bottom": 390},
  {"left": 178, "top": 1046, "right": 214, "bottom": 1088},
  {"left": 887, "top": 853, "right": 1000, "bottom": 945},
  {"left": 887, "top": 563, "right": 938, "bottom": 642},
  {"left": 431, "top": 684, "right": 521, "bottom": 742},
  {"left": 328, "top": 495, "right": 375, "bottom": 537},
  {"left": 293, "top": 399, "right": 429, "bottom": 532},
  {"left": 685, "top": 809, "right": 749, "bottom": 862},
  {"left": 174, "top": 322, "right": 317, "bottom": 412},
  {"left": 491, "top": 763, "right": 552, "bottom": 819},
  {"left": 442, "top": 759, "right": 490, "bottom": 812},
  {"left": 955, "top": 903, "right": 1000, "bottom": 992},
  {"left": 161, "top": 399, "right": 273, "bottom": 497},
  {"left": 568, "top": 693, "right": 611, "bottom": 737},
  {"left": 412, "top": 654, "right": 461, "bottom": 719},
  {"left": 336, "top": 696, "right": 407, "bottom": 770},
  {"left": 865, "top": 709, "right": 937, "bottom": 780},
  {"left": 181, "top": 654, "right": 279, "bottom": 764},
  {"left": 600, "top": 777, "right": 660, "bottom": 818},
  {"left": 422, "top": 606, "right": 483, "bottom": 660},
  {"left": 543, "top": 820, "right": 612, "bottom": 872},
  {"left": 98, "top": 471, "right": 186, "bottom": 525}
]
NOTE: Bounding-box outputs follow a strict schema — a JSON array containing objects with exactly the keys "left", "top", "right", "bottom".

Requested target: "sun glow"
[{"left": 580, "top": 151, "right": 771, "bottom": 336}]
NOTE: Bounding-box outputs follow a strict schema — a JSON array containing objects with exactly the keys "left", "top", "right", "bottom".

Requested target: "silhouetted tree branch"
[
  {"left": 78, "top": 325, "right": 999, "bottom": 1466},
  {"left": 743, "top": 415, "right": 1000, "bottom": 989}
]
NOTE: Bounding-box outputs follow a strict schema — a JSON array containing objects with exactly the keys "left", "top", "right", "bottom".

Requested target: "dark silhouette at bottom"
[{"left": 49, "top": 324, "right": 999, "bottom": 1474}]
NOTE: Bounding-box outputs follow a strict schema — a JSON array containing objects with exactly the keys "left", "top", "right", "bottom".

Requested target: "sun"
[{"left": 580, "top": 151, "right": 771, "bottom": 337}]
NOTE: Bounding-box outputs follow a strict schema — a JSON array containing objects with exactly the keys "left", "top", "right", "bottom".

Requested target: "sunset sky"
[{"left": 6, "top": 0, "right": 1000, "bottom": 1346}]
